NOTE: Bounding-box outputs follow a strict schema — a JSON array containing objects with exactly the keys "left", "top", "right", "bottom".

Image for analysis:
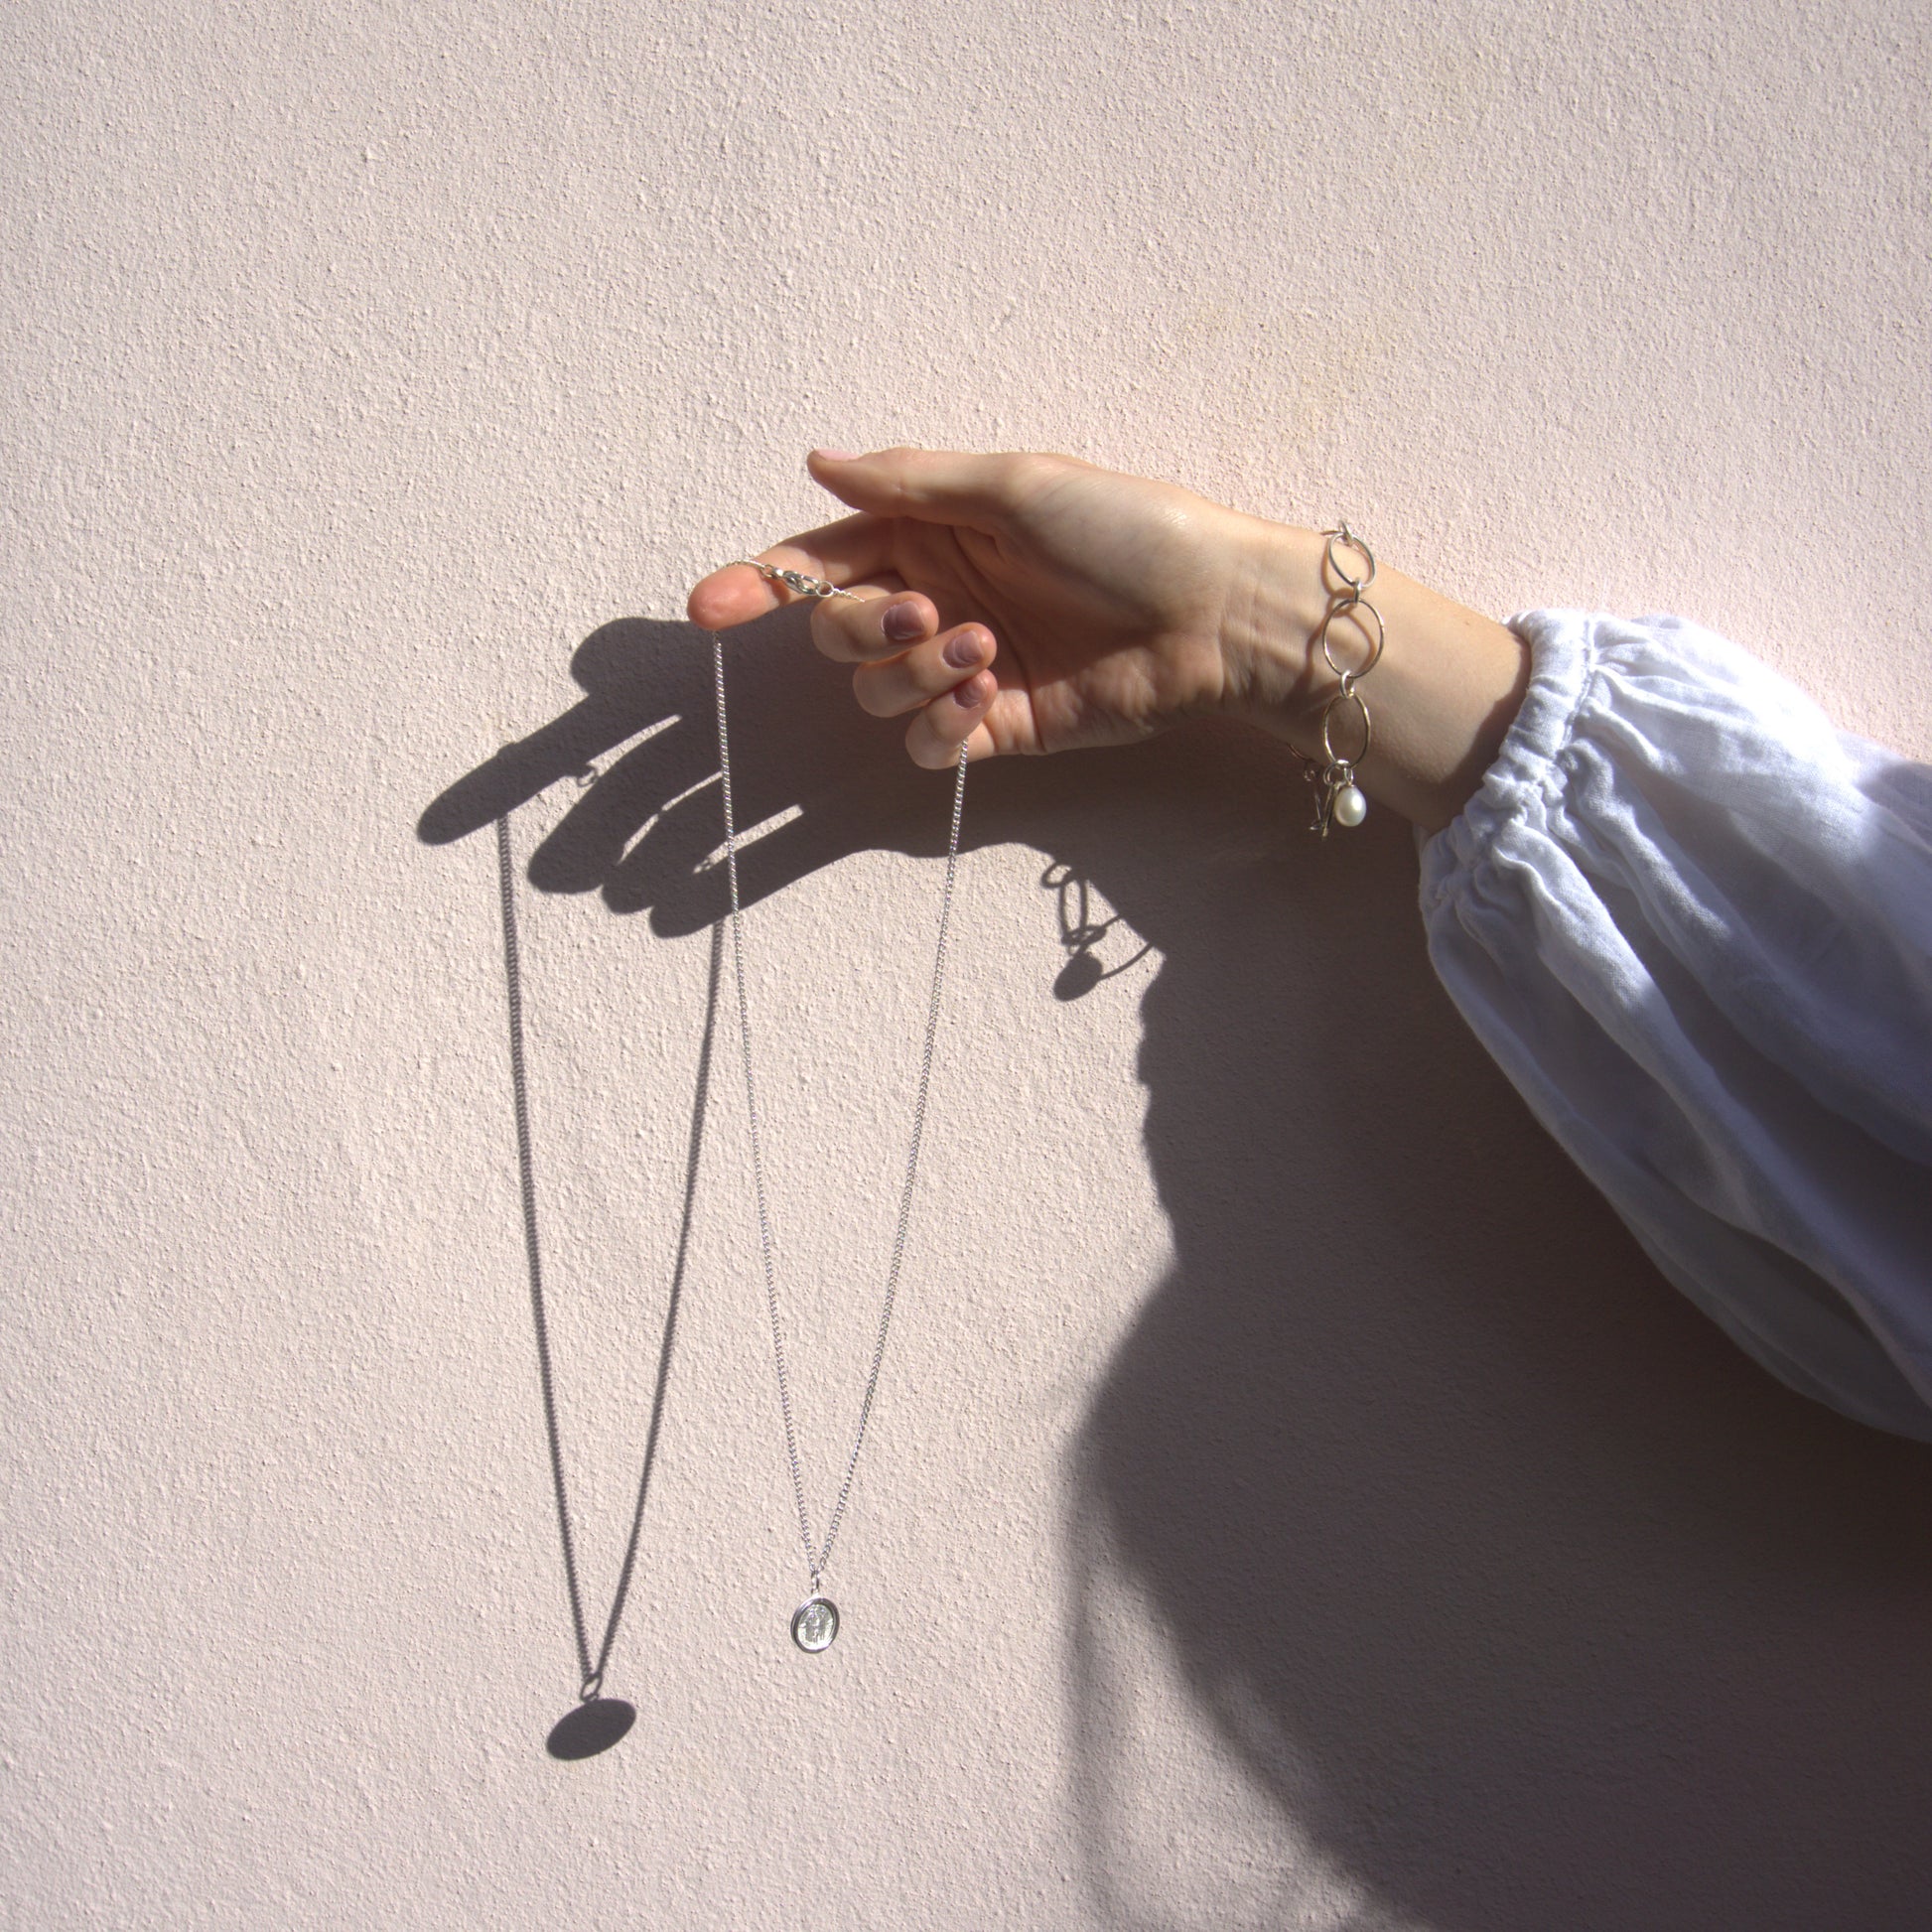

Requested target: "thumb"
[{"left": 806, "top": 446, "right": 1053, "bottom": 529}]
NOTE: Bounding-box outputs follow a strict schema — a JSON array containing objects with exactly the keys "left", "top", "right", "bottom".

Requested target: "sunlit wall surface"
[{"left": 4, "top": 4, "right": 1929, "bottom": 1926}]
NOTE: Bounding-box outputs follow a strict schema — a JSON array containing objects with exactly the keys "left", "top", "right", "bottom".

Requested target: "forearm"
[{"left": 1220, "top": 517, "right": 1532, "bottom": 834}]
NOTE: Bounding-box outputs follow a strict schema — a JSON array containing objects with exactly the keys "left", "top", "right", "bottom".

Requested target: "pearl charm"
[{"left": 1331, "top": 783, "right": 1368, "bottom": 828}]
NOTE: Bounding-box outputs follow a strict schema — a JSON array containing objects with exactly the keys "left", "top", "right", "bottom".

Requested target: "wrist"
[
  {"left": 1216, "top": 516, "right": 1331, "bottom": 761},
  {"left": 1217, "top": 514, "right": 1531, "bottom": 834}
]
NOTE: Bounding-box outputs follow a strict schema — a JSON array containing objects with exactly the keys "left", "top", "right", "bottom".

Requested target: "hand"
[
  {"left": 686, "top": 448, "right": 1300, "bottom": 770},
  {"left": 687, "top": 447, "right": 1529, "bottom": 829}
]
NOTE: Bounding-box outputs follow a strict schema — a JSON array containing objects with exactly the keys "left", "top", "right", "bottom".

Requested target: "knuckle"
[{"left": 994, "top": 452, "right": 1062, "bottom": 504}]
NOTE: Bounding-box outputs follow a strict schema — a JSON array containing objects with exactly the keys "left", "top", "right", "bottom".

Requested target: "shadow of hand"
[{"left": 417, "top": 611, "right": 997, "bottom": 934}]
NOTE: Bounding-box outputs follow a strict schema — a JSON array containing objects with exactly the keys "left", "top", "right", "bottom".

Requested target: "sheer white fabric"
[{"left": 1420, "top": 611, "right": 1932, "bottom": 1438}]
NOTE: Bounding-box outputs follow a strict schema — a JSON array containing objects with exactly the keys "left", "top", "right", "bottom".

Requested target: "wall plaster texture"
[{"left": 5, "top": 3, "right": 1931, "bottom": 1928}]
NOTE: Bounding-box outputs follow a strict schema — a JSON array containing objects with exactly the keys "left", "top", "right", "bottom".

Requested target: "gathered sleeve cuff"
[{"left": 1419, "top": 611, "right": 1932, "bottom": 1437}]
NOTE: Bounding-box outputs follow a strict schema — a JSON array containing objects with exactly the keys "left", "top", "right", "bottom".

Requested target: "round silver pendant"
[{"left": 790, "top": 1595, "right": 839, "bottom": 1653}]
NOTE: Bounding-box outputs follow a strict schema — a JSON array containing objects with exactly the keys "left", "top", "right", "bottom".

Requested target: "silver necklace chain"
[
  {"left": 495, "top": 808, "right": 708, "bottom": 1711},
  {"left": 712, "top": 633, "right": 970, "bottom": 1608}
]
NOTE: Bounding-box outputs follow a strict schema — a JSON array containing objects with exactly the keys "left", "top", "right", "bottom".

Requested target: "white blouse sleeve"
[{"left": 1418, "top": 610, "right": 1932, "bottom": 1439}]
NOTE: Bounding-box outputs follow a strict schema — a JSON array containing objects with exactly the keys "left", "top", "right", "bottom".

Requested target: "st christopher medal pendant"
[{"left": 790, "top": 1595, "right": 839, "bottom": 1653}]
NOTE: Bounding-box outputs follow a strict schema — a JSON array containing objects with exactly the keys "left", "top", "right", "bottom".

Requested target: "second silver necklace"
[{"left": 711, "top": 618, "right": 970, "bottom": 1654}]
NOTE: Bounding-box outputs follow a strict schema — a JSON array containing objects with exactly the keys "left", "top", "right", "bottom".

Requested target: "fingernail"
[
  {"left": 942, "top": 630, "right": 984, "bottom": 668},
  {"left": 883, "top": 600, "right": 926, "bottom": 642},
  {"left": 811, "top": 448, "right": 860, "bottom": 462},
  {"left": 954, "top": 673, "right": 986, "bottom": 708}
]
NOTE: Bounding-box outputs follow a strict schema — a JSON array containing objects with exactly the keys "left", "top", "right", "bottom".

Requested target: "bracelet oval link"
[
  {"left": 1319, "top": 687, "right": 1372, "bottom": 768},
  {"left": 1323, "top": 524, "right": 1376, "bottom": 594},
  {"left": 1316, "top": 592, "right": 1385, "bottom": 683}
]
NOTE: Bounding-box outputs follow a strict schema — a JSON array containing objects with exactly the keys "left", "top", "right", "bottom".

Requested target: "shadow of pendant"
[
  {"left": 1060, "top": 950, "right": 1114, "bottom": 1001},
  {"left": 546, "top": 1697, "right": 637, "bottom": 1760}
]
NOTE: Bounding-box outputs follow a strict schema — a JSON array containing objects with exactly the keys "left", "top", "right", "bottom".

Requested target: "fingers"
[
  {"left": 833, "top": 590, "right": 1001, "bottom": 764},
  {"left": 688, "top": 447, "right": 1066, "bottom": 630},
  {"left": 806, "top": 446, "right": 1063, "bottom": 529},
  {"left": 794, "top": 575, "right": 1003, "bottom": 766},
  {"left": 685, "top": 512, "right": 895, "bottom": 630},
  {"left": 850, "top": 621, "right": 996, "bottom": 717},
  {"left": 809, "top": 583, "right": 933, "bottom": 664},
  {"left": 685, "top": 447, "right": 1043, "bottom": 771},
  {"left": 904, "top": 668, "right": 997, "bottom": 769}
]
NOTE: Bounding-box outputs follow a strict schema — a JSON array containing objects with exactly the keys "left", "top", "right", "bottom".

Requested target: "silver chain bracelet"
[{"left": 1300, "top": 524, "right": 1383, "bottom": 835}]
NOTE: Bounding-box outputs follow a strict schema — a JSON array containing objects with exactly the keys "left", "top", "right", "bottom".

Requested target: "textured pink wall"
[{"left": 5, "top": 2, "right": 1929, "bottom": 1927}]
